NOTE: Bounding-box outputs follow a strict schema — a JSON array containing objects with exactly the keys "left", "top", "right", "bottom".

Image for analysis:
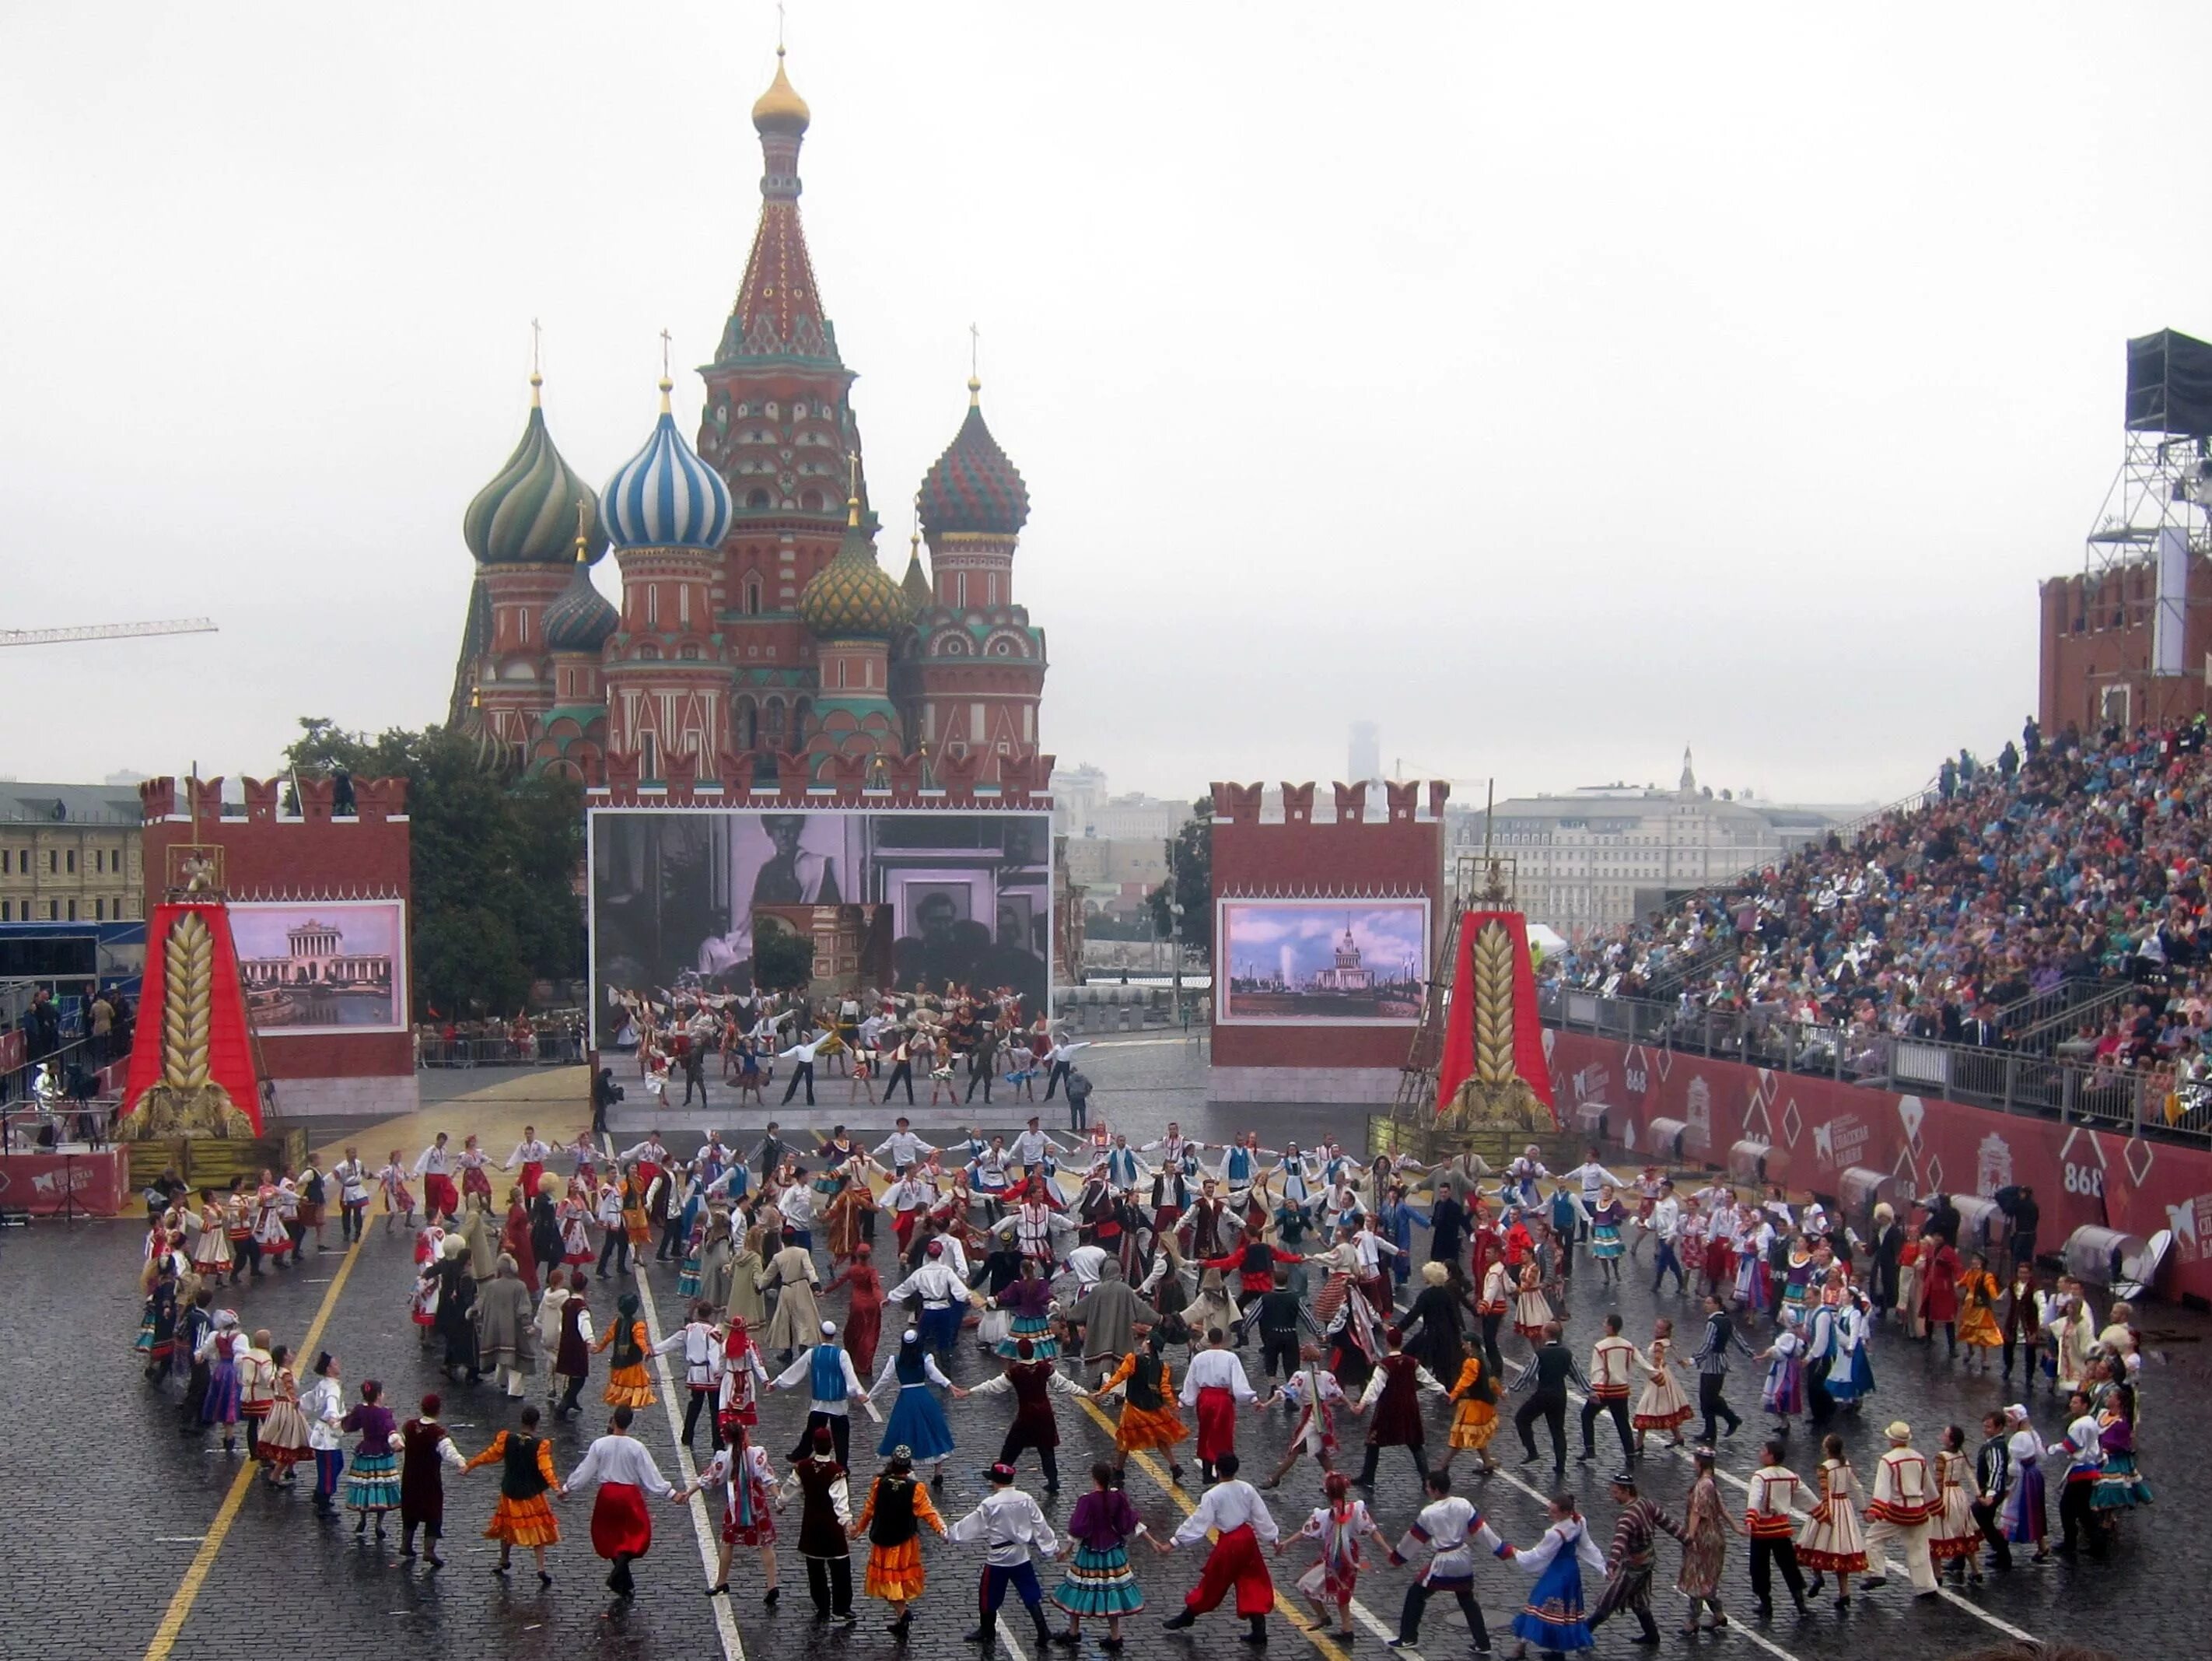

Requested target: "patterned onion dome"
[
  {"left": 917, "top": 378, "right": 1029, "bottom": 538},
  {"left": 900, "top": 532, "right": 933, "bottom": 613},
  {"left": 601, "top": 379, "right": 734, "bottom": 551},
  {"left": 541, "top": 545, "right": 620, "bottom": 653},
  {"left": 462, "top": 376, "right": 607, "bottom": 565},
  {"left": 800, "top": 500, "right": 914, "bottom": 639},
  {"left": 752, "top": 44, "right": 810, "bottom": 135}
]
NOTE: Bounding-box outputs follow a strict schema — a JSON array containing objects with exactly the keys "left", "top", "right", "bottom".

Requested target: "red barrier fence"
[
  {"left": 0, "top": 1145, "right": 131, "bottom": 1216},
  {"left": 1547, "top": 1028, "right": 2212, "bottom": 1306}
]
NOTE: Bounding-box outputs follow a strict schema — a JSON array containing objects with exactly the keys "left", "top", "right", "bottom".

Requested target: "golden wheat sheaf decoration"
[
  {"left": 1444, "top": 920, "right": 1545, "bottom": 1134},
  {"left": 124, "top": 907, "right": 254, "bottom": 1140}
]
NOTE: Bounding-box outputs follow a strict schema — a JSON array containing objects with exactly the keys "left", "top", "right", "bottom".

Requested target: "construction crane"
[{"left": 0, "top": 618, "right": 218, "bottom": 648}]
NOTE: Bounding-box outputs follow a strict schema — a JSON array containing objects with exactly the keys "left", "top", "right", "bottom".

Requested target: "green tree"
[
  {"left": 1146, "top": 796, "right": 1213, "bottom": 955},
  {"left": 282, "top": 717, "right": 585, "bottom": 1018},
  {"left": 751, "top": 923, "right": 816, "bottom": 993}
]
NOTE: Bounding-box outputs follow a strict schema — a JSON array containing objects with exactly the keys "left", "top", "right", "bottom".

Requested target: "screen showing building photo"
[
  {"left": 590, "top": 808, "right": 1052, "bottom": 1039},
  {"left": 230, "top": 899, "right": 407, "bottom": 1033},
  {"left": 1216, "top": 899, "right": 1426, "bottom": 1025}
]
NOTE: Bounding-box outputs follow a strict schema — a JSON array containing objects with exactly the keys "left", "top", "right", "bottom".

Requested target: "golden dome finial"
[
  {"left": 573, "top": 498, "right": 591, "bottom": 562},
  {"left": 752, "top": 39, "right": 812, "bottom": 134},
  {"left": 968, "top": 321, "right": 983, "bottom": 405},
  {"left": 529, "top": 317, "right": 544, "bottom": 405}
]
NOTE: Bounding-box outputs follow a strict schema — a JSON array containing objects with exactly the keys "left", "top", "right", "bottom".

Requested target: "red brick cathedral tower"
[{"left": 447, "top": 40, "right": 1047, "bottom": 789}]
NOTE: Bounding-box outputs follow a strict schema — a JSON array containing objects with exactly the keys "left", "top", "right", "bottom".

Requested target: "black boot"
[
  {"left": 966, "top": 1616, "right": 999, "bottom": 1645},
  {"left": 1162, "top": 1610, "right": 1198, "bottom": 1631},
  {"left": 1241, "top": 1614, "right": 1269, "bottom": 1646},
  {"left": 1032, "top": 1608, "right": 1055, "bottom": 1649}
]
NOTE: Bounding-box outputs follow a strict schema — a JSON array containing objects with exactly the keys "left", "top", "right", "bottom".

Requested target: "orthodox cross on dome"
[
  {"left": 659, "top": 328, "right": 673, "bottom": 380},
  {"left": 847, "top": 448, "right": 859, "bottom": 499},
  {"left": 969, "top": 321, "right": 981, "bottom": 380},
  {"left": 530, "top": 317, "right": 542, "bottom": 377}
]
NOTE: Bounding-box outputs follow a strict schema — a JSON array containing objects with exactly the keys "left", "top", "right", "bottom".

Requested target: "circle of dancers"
[{"left": 133, "top": 1124, "right": 2153, "bottom": 1650}]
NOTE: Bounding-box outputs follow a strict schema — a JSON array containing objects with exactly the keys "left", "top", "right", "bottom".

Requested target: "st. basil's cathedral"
[{"left": 448, "top": 45, "right": 1046, "bottom": 791}]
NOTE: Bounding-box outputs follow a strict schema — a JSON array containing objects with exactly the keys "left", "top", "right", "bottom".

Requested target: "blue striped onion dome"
[
  {"left": 463, "top": 377, "right": 607, "bottom": 565},
  {"left": 542, "top": 547, "right": 620, "bottom": 652},
  {"left": 601, "top": 380, "right": 734, "bottom": 551},
  {"left": 917, "top": 379, "right": 1029, "bottom": 538},
  {"left": 800, "top": 501, "right": 914, "bottom": 638}
]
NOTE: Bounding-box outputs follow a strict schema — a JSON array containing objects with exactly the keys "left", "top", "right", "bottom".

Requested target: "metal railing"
[
  {"left": 1540, "top": 985, "right": 2211, "bottom": 1144},
  {"left": 416, "top": 1033, "right": 588, "bottom": 1069}
]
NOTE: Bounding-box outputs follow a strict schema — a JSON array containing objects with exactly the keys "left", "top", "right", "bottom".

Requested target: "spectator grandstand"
[{"left": 1540, "top": 715, "right": 2212, "bottom": 1138}]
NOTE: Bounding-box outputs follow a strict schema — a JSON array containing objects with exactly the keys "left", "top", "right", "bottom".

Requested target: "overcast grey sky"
[{"left": 2, "top": 2, "right": 2200, "bottom": 804}]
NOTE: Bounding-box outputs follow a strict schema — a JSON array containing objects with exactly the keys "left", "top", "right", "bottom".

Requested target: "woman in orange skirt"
[
  {"left": 853, "top": 1449, "right": 948, "bottom": 1635},
  {"left": 1101, "top": 1331, "right": 1188, "bottom": 1482},
  {"left": 1437, "top": 1352, "right": 1500, "bottom": 1474},
  {"left": 464, "top": 1405, "right": 561, "bottom": 1585},
  {"left": 597, "top": 1291, "right": 657, "bottom": 1408}
]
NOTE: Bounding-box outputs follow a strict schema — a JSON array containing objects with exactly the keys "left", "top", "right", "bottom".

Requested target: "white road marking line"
[{"left": 632, "top": 1232, "right": 745, "bottom": 1661}]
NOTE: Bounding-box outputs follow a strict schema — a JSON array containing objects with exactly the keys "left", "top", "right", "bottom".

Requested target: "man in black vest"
[
  {"left": 1508, "top": 1321, "right": 1587, "bottom": 1478},
  {"left": 1690, "top": 1296, "right": 1749, "bottom": 1445}
]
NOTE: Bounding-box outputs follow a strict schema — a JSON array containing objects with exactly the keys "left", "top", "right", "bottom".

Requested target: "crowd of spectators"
[{"left": 1543, "top": 717, "right": 2212, "bottom": 1128}]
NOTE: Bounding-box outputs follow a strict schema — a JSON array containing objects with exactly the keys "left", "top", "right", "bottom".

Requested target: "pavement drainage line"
[
  {"left": 1546, "top": 1379, "right": 2042, "bottom": 1646},
  {"left": 1072, "top": 1394, "right": 1354, "bottom": 1661},
  {"left": 630, "top": 1197, "right": 747, "bottom": 1661}
]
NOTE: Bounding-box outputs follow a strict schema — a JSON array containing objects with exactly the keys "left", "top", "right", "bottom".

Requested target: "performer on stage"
[
  {"left": 1154, "top": 1452, "right": 1279, "bottom": 1646},
  {"left": 852, "top": 1448, "right": 949, "bottom": 1635},
  {"left": 397, "top": 1392, "right": 467, "bottom": 1567},
  {"left": 464, "top": 1404, "right": 562, "bottom": 1585},
  {"left": 950, "top": 1460, "right": 1061, "bottom": 1649},
  {"left": 559, "top": 1406, "right": 676, "bottom": 1603},
  {"left": 1180, "top": 1326, "right": 1260, "bottom": 1483}
]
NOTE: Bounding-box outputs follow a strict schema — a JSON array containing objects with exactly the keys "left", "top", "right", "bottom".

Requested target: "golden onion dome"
[
  {"left": 751, "top": 46, "right": 811, "bottom": 135},
  {"left": 800, "top": 498, "right": 912, "bottom": 639}
]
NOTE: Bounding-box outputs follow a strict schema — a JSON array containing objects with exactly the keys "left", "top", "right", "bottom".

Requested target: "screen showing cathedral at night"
[{"left": 590, "top": 809, "right": 1052, "bottom": 1033}]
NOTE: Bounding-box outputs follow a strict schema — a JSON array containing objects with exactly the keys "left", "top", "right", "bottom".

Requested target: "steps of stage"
[{"left": 604, "top": 1102, "right": 1073, "bottom": 1138}]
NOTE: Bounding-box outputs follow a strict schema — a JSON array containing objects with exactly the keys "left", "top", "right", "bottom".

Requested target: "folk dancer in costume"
[
  {"left": 2091, "top": 1378, "right": 2152, "bottom": 1515},
  {"left": 763, "top": 1227, "right": 826, "bottom": 1364},
  {"left": 198, "top": 1309, "right": 245, "bottom": 1453},
  {"left": 1510, "top": 1322, "right": 1589, "bottom": 1480},
  {"left": 331, "top": 1146, "right": 374, "bottom": 1239},
  {"left": 1690, "top": 1297, "right": 1752, "bottom": 1445},
  {"left": 872, "top": 1328, "right": 959, "bottom": 1479},
  {"left": 1354, "top": 1325, "right": 1451, "bottom": 1488},
  {"left": 254, "top": 1345, "right": 312, "bottom": 1486},
  {"left": 1053, "top": 1460, "right": 1150, "bottom": 1646},
  {"left": 1476, "top": 1252, "right": 1514, "bottom": 1373},
  {"left": 397, "top": 1392, "right": 467, "bottom": 1567},
  {"left": 1260, "top": 1344, "right": 1343, "bottom": 1488},
  {"left": 1501, "top": 1491, "right": 1607, "bottom": 1659},
  {"left": 2049, "top": 1390, "right": 2107, "bottom": 1560},
  {"left": 1512, "top": 1256, "right": 1555, "bottom": 1343},
  {"left": 1434, "top": 1348, "right": 1501, "bottom": 1476},
  {"left": 303, "top": 1351, "right": 346, "bottom": 1511},
  {"left": 236, "top": 1327, "right": 275, "bottom": 1457},
  {"left": 1578, "top": 1314, "right": 1639, "bottom": 1467},
  {"left": 951, "top": 1460, "right": 1061, "bottom": 1649},
  {"left": 656, "top": 1298, "right": 725, "bottom": 1451},
  {"left": 551, "top": 1275, "right": 596, "bottom": 1416},
  {"left": 1097, "top": 1327, "right": 1189, "bottom": 1484},
  {"left": 1970, "top": 1410, "right": 2016, "bottom": 1574},
  {"left": 992, "top": 1256, "right": 1062, "bottom": 1361},
  {"left": 768, "top": 1320, "right": 872, "bottom": 1470},
  {"left": 191, "top": 1194, "right": 234, "bottom": 1281},
  {"left": 1956, "top": 1253, "right": 2004, "bottom": 1373},
  {"left": 557, "top": 1184, "right": 594, "bottom": 1271},
  {"left": 955, "top": 1337, "right": 1093, "bottom": 1493},
  {"left": 886, "top": 1238, "right": 978, "bottom": 1365},
  {"left": 679, "top": 1423, "right": 782, "bottom": 1603},
  {"left": 2000, "top": 1263, "right": 2044, "bottom": 1385},
  {"left": 1388, "top": 1468, "right": 1508, "bottom": 1652},
  {"left": 1153, "top": 1452, "right": 1280, "bottom": 1646},
  {"left": 596, "top": 1291, "right": 657, "bottom": 1410},
  {"left": 851, "top": 1448, "right": 949, "bottom": 1636},
  {"left": 1282, "top": 1472, "right": 1390, "bottom": 1640},
  {"left": 412, "top": 1134, "right": 459, "bottom": 1225},
  {"left": 1752, "top": 1308, "right": 1808, "bottom": 1438},
  {"left": 464, "top": 1403, "right": 561, "bottom": 1584},
  {"left": 717, "top": 1312, "right": 768, "bottom": 1434},
  {"left": 1674, "top": 1447, "right": 1733, "bottom": 1635},
  {"left": 560, "top": 1405, "right": 676, "bottom": 1603},
  {"left": 1930, "top": 1425, "right": 1985, "bottom": 1585},
  {"left": 1586, "top": 1474, "right": 1671, "bottom": 1645},
  {"left": 505, "top": 1129, "right": 553, "bottom": 1204},
  {"left": 1586, "top": 1184, "right": 1628, "bottom": 1284},
  {"left": 1741, "top": 1441, "right": 1814, "bottom": 1620},
  {"left": 340, "top": 1379, "right": 403, "bottom": 1538},
  {"left": 2001, "top": 1407, "right": 2049, "bottom": 1561},
  {"left": 1797, "top": 1433, "right": 1868, "bottom": 1606},
  {"left": 1828, "top": 1287, "right": 1876, "bottom": 1409},
  {"left": 1181, "top": 1326, "right": 1260, "bottom": 1483},
  {"left": 1860, "top": 1421, "right": 1939, "bottom": 1594}
]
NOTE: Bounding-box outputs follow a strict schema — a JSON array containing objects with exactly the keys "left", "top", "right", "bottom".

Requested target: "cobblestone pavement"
[{"left": 23, "top": 1035, "right": 2207, "bottom": 1660}]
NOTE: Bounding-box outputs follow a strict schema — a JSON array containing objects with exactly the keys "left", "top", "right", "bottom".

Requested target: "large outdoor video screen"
[
  {"left": 1215, "top": 898, "right": 1426, "bottom": 1025},
  {"left": 590, "top": 809, "right": 1052, "bottom": 1037},
  {"left": 233, "top": 899, "right": 408, "bottom": 1033}
]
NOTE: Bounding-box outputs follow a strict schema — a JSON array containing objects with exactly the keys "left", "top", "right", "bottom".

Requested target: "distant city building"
[
  {"left": 1447, "top": 748, "right": 1867, "bottom": 941},
  {"left": 1348, "top": 720, "right": 1381, "bottom": 789},
  {"left": 0, "top": 781, "right": 145, "bottom": 924},
  {"left": 1309, "top": 920, "right": 1375, "bottom": 992},
  {"left": 1050, "top": 762, "right": 1110, "bottom": 838}
]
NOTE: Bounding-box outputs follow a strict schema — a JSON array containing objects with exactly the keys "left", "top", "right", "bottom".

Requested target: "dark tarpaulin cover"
[{"left": 2125, "top": 328, "right": 2212, "bottom": 436}]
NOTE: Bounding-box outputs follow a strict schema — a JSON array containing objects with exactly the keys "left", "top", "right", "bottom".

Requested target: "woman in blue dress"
[
  {"left": 1587, "top": 1185, "right": 1627, "bottom": 1284},
  {"left": 872, "top": 1329, "right": 957, "bottom": 1481},
  {"left": 1504, "top": 1491, "right": 1607, "bottom": 1657}
]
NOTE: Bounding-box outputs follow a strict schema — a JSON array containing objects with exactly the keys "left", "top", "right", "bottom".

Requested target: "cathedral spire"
[{"left": 719, "top": 44, "right": 837, "bottom": 368}]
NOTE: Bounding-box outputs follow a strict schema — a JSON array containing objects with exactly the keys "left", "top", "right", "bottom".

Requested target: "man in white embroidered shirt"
[
  {"left": 1155, "top": 1451, "right": 1279, "bottom": 1645},
  {"left": 558, "top": 1405, "right": 676, "bottom": 1603},
  {"left": 949, "top": 1460, "right": 1059, "bottom": 1649},
  {"left": 1387, "top": 1467, "right": 1508, "bottom": 1650}
]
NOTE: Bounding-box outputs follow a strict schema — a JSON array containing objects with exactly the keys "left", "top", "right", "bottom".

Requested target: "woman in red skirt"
[{"left": 559, "top": 1406, "right": 676, "bottom": 1603}]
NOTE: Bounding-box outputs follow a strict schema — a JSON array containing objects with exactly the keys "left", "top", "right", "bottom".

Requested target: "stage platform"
[{"left": 604, "top": 1100, "right": 1078, "bottom": 1139}]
